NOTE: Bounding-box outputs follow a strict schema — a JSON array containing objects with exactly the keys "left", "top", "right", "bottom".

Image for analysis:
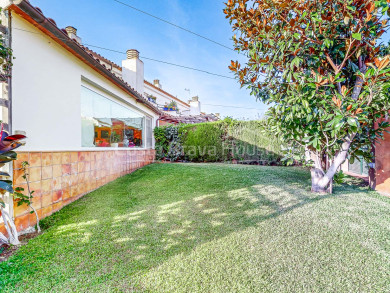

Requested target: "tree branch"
[
  {"left": 325, "top": 53, "right": 339, "bottom": 73},
  {"left": 351, "top": 56, "right": 367, "bottom": 100}
]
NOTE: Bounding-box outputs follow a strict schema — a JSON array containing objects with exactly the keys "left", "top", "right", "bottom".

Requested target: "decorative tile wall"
[{"left": 0, "top": 149, "right": 155, "bottom": 233}]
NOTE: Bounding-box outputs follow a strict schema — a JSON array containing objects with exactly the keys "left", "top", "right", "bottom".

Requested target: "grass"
[{"left": 1, "top": 163, "right": 390, "bottom": 292}]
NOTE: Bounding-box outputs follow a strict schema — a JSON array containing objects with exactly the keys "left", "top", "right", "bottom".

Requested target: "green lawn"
[{"left": 1, "top": 163, "right": 390, "bottom": 292}]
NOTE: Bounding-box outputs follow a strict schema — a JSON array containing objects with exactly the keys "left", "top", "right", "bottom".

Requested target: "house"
[{"left": 0, "top": 0, "right": 217, "bottom": 234}]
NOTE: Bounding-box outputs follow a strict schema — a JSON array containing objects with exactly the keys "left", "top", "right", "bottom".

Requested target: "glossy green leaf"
[{"left": 352, "top": 33, "right": 362, "bottom": 41}]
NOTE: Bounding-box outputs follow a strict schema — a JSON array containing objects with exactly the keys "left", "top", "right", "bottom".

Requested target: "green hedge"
[{"left": 154, "top": 119, "right": 284, "bottom": 164}]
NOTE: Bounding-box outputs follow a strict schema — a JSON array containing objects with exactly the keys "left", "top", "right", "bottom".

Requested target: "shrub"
[
  {"left": 155, "top": 126, "right": 183, "bottom": 161},
  {"left": 154, "top": 119, "right": 284, "bottom": 164},
  {"left": 154, "top": 127, "right": 169, "bottom": 160},
  {"left": 181, "top": 123, "right": 224, "bottom": 162}
]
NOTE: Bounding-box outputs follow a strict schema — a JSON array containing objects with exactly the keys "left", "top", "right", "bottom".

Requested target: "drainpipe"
[
  {"left": 7, "top": 9, "right": 12, "bottom": 134},
  {"left": 7, "top": 9, "right": 14, "bottom": 224}
]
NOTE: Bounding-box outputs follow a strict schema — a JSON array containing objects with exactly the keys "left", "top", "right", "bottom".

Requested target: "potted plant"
[
  {"left": 148, "top": 95, "right": 157, "bottom": 103},
  {"left": 110, "top": 132, "right": 121, "bottom": 147},
  {"left": 167, "top": 101, "right": 178, "bottom": 111}
]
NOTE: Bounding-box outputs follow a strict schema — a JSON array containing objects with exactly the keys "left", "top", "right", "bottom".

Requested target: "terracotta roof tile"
[{"left": 81, "top": 46, "right": 122, "bottom": 70}]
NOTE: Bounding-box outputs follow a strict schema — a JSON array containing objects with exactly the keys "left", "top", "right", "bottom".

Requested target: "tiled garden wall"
[{"left": 0, "top": 149, "right": 155, "bottom": 235}]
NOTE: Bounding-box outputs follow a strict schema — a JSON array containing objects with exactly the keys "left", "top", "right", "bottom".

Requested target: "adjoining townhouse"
[
  {"left": 83, "top": 36, "right": 218, "bottom": 123},
  {"left": 0, "top": 0, "right": 217, "bottom": 234},
  {"left": 144, "top": 81, "right": 208, "bottom": 119},
  {"left": 145, "top": 79, "right": 193, "bottom": 117}
]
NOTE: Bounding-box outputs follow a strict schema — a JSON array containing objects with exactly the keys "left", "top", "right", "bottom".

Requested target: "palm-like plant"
[{"left": 0, "top": 125, "right": 26, "bottom": 246}]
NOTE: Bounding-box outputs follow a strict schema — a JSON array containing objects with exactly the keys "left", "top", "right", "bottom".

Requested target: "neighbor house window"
[{"left": 81, "top": 86, "right": 150, "bottom": 148}]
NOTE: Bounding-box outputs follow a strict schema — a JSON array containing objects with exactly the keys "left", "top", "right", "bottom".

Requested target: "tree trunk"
[
  {"left": 352, "top": 56, "right": 367, "bottom": 100},
  {"left": 310, "top": 134, "right": 355, "bottom": 194},
  {"left": 311, "top": 152, "right": 328, "bottom": 193},
  {"left": 311, "top": 168, "right": 328, "bottom": 193}
]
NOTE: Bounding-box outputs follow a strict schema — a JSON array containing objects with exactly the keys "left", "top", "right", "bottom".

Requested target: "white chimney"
[
  {"left": 65, "top": 26, "right": 82, "bottom": 44},
  {"left": 190, "top": 96, "right": 201, "bottom": 115},
  {"left": 122, "top": 49, "right": 144, "bottom": 95},
  {"left": 153, "top": 79, "right": 162, "bottom": 89},
  {"left": 0, "top": 0, "right": 23, "bottom": 10}
]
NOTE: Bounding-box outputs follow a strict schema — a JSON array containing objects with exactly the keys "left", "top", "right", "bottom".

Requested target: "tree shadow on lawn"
[{"left": 0, "top": 164, "right": 368, "bottom": 291}]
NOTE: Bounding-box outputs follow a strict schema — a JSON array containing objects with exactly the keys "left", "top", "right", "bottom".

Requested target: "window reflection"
[{"left": 81, "top": 86, "right": 146, "bottom": 148}]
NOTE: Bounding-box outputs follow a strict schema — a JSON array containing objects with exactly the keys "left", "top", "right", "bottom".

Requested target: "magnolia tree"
[{"left": 225, "top": 0, "right": 390, "bottom": 193}]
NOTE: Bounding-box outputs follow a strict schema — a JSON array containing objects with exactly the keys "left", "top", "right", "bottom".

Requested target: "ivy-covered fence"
[{"left": 154, "top": 119, "right": 284, "bottom": 165}]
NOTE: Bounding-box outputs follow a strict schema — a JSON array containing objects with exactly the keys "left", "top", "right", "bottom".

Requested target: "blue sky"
[{"left": 30, "top": 0, "right": 268, "bottom": 119}]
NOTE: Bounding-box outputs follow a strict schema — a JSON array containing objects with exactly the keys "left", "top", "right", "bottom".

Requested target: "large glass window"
[{"left": 81, "top": 86, "right": 149, "bottom": 148}]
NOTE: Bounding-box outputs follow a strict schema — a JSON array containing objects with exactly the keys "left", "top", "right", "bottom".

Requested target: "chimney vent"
[
  {"left": 65, "top": 26, "right": 82, "bottom": 44},
  {"left": 127, "top": 49, "right": 139, "bottom": 59},
  {"left": 153, "top": 79, "right": 162, "bottom": 89},
  {"left": 192, "top": 96, "right": 199, "bottom": 102},
  {"left": 65, "top": 26, "right": 76, "bottom": 35}
]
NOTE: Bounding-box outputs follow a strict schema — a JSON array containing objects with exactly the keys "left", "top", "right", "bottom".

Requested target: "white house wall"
[{"left": 11, "top": 14, "right": 158, "bottom": 152}]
